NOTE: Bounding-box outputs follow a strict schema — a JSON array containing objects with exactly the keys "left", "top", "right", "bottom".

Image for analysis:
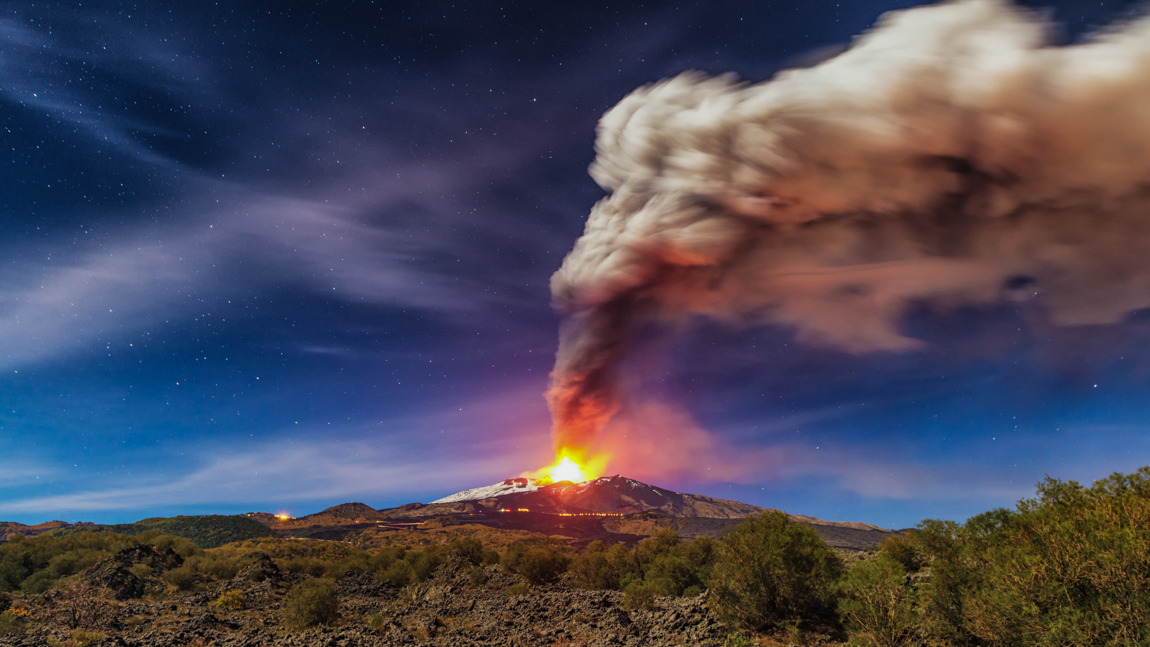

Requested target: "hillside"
[
  {"left": 1, "top": 475, "right": 897, "bottom": 551},
  {"left": 51, "top": 515, "right": 278, "bottom": 549}
]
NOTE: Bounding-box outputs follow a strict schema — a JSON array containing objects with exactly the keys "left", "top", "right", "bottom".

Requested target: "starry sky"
[{"left": 1, "top": 0, "right": 1145, "bottom": 529}]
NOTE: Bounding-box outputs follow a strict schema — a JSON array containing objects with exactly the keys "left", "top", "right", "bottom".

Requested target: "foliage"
[
  {"left": 211, "top": 590, "right": 246, "bottom": 611},
  {"left": 448, "top": 537, "right": 486, "bottom": 565},
  {"left": 622, "top": 581, "right": 658, "bottom": 611},
  {"left": 955, "top": 470, "right": 1150, "bottom": 646},
  {"left": 568, "top": 541, "right": 628, "bottom": 590},
  {"left": 281, "top": 577, "right": 340, "bottom": 630},
  {"left": 47, "top": 577, "right": 116, "bottom": 630},
  {"left": 0, "top": 531, "right": 140, "bottom": 594},
  {"left": 568, "top": 532, "right": 716, "bottom": 598},
  {"left": 838, "top": 467, "right": 1150, "bottom": 647},
  {"left": 837, "top": 554, "right": 918, "bottom": 647},
  {"left": 501, "top": 541, "right": 571, "bottom": 585},
  {"left": 0, "top": 607, "right": 30, "bottom": 636},
  {"left": 95, "top": 516, "right": 276, "bottom": 549},
  {"left": 55, "top": 517, "right": 273, "bottom": 551},
  {"left": 63, "top": 628, "right": 107, "bottom": 647},
  {"left": 708, "top": 512, "right": 843, "bottom": 633}
]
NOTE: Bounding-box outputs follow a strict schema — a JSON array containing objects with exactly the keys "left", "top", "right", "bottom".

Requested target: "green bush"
[
  {"left": 449, "top": 537, "right": 485, "bottom": 565},
  {"left": 622, "top": 581, "right": 658, "bottom": 611},
  {"left": 378, "top": 559, "right": 414, "bottom": 587},
  {"left": 162, "top": 564, "right": 198, "bottom": 591},
  {"left": 0, "top": 607, "right": 30, "bottom": 636},
  {"left": 838, "top": 554, "right": 918, "bottom": 647},
  {"left": 569, "top": 534, "right": 715, "bottom": 597},
  {"left": 833, "top": 468, "right": 1150, "bottom": 647},
  {"left": 502, "top": 542, "right": 571, "bottom": 585},
  {"left": 955, "top": 470, "right": 1150, "bottom": 646},
  {"left": 708, "top": 512, "right": 843, "bottom": 632},
  {"left": 569, "top": 541, "right": 619, "bottom": 590},
  {"left": 406, "top": 548, "right": 443, "bottom": 582},
  {"left": 211, "top": 589, "right": 246, "bottom": 611},
  {"left": 281, "top": 577, "right": 340, "bottom": 630}
]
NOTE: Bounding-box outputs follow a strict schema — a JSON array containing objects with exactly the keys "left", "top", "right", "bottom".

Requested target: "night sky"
[{"left": 1, "top": 0, "right": 1145, "bottom": 530}]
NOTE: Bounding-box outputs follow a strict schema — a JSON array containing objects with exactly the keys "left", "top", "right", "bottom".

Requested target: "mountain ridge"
[{"left": 1, "top": 474, "right": 898, "bottom": 550}]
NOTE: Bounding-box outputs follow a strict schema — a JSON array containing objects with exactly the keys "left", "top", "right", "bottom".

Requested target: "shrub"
[
  {"left": 0, "top": 607, "right": 30, "bottom": 636},
  {"left": 449, "top": 538, "right": 485, "bottom": 565},
  {"left": 502, "top": 542, "right": 570, "bottom": 585},
  {"left": 378, "top": 560, "right": 414, "bottom": 587},
  {"left": 842, "top": 468, "right": 1150, "bottom": 647},
  {"left": 467, "top": 566, "right": 488, "bottom": 587},
  {"left": 708, "top": 512, "right": 843, "bottom": 632},
  {"left": 406, "top": 548, "right": 442, "bottom": 582},
  {"left": 569, "top": 541, "right": 618, "bottom": 590},
  {"left": 48, "top": 577, "right": 114, "bottom": 629},
  {"left": 955, "top": 470, "right": 1150, "bottom": 646},
  {"left": 211, "top": 589, "right": 246, "bottom": 611},
  {"left": 281, "top": 578, "right": 340, "bottom": 630},
  {"left": 68, "top": 628, "right": 106, "bottom": 647},
  {"left": 837, "top": 554, "right": 918, "bottom": 647},
  {"left": 162, "top": 564, "right": 198, "bottom": 591},
  {"left": 622, "top": 581, "right": 658, "bottom": 611}
]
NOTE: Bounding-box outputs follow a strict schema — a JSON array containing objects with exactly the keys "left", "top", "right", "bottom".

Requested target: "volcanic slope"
[
  {"left": 401, "top": 475, "right": 898, "bottom": 549},
  {"left": 440, "top": 475, "right": 763, "bottom": 518}
]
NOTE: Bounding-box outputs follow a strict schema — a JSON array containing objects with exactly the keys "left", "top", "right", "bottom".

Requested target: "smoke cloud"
[{"left": 548, "top": 0, "right": 1150, "bottom": 453}]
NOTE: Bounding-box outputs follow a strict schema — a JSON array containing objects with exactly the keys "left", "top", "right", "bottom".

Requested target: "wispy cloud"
[
  {"left": 0, "top": 460, "right": 56, "bottom": 487},
  {"left": 0, "top": 381, "right": 555, "bottom": 518},
  {"left": 0, "top": 184, "right": 473, "bottom": 369},
  {"left": 0, "top": 437, "right": 520, "bottom": 516}
]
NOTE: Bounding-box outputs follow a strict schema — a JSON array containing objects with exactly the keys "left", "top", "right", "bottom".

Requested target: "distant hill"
[
  {"left": 390, "top": 474, "right": 898, "bottom": 550},
  {"left": 431, "top": 475, "right": 766, "bottom": 518},
  {"left": 270, "top": 502, "right": 391, "bottom": 529},
  {"left": 2, "top": 475, "right": 898, "bottom": 551},
  {"left": 0, "top": 520, "right": 88, "bottom": 541},
  {"left": 73, "top": 515, "right": 277, "bottom": 549}
]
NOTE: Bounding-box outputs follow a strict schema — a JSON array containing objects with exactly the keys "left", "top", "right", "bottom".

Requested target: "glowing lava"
[
  {"left": 548, "top": 456, "right": 585, "bottom": 483},
  {"left": 528, "top": 447, "right": 610, "bottom": 484}
]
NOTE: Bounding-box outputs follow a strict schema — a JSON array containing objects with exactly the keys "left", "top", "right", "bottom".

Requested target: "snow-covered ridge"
[
  {"left": 433, "top": 474, "right": 655, "bottom": 504},
  {"left": 431, "top": 477, "right": 540, "bottom": 504}
]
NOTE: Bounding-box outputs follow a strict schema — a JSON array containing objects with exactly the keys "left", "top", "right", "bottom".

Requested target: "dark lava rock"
[
  {"left": 83, "top": 545, "right": 183, "bottom": 599},
  {"left": 235, "top": 553, "right": 280, "bottom": 583}
]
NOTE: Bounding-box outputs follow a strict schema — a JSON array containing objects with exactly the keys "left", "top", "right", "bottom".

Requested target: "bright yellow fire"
[
  {"left": 528, "top": 447, "right": 609, "bottom": 484},
  {"left": 548, "top": 456, "right": 585, "bottom": 483}
]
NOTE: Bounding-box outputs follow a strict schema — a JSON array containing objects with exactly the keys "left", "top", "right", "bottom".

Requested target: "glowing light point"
[
  {"left": 548, "top": 456, "right": 586, "bottom": 483},
  {"left": 524, "top": 446, "right": 610, "bottom": 484}
]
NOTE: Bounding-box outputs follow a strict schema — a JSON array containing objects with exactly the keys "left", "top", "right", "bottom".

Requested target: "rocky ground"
[{"left": 0, "top": 549, "right": 743, "bottom": 647}]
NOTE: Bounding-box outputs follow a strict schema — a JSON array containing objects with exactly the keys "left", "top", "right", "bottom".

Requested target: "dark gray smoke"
[{"left": 548, "top": 0, "right": 1150, "bottom": 453}]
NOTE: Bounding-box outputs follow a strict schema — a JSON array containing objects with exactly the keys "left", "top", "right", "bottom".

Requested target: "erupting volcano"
[
  {"left": 526, "top": 448, "right": 611, "bottom": 486},
  {"left": 541, "top": 0, "right": 1150, "bottom": 479}
]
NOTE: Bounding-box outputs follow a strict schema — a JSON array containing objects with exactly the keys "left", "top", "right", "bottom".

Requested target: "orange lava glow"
[{"left": 526, "top": 447, "right": 610, "bottom": 484}]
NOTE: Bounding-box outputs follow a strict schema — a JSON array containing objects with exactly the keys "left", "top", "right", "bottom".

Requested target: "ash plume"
[{"left": 548, "top": 0, "right": 1150, "bottom": 452}]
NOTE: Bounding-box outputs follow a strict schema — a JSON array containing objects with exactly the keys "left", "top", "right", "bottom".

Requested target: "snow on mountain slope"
[{"left": 431, "top": 477, "right": 540, "bottom": 503}]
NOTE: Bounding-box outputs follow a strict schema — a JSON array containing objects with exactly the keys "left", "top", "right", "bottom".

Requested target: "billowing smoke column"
[{"left": 548, "top": 0, "right": 1150, "bottom": 453}]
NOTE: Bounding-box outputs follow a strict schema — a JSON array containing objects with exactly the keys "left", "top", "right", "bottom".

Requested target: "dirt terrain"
[{"left": 0, "top": 550, "right": 739, "bottom": 647}]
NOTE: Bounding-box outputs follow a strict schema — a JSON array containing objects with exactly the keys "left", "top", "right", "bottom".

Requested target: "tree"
[
  {"left": 708, "top": 512, "right": 843, "bottom": 632},
  {"left": 281, "top": 578, "right": 340, "bottom": 630},
  {"left": 838, "top": 554, "right": 918, "bottom": 647}
]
